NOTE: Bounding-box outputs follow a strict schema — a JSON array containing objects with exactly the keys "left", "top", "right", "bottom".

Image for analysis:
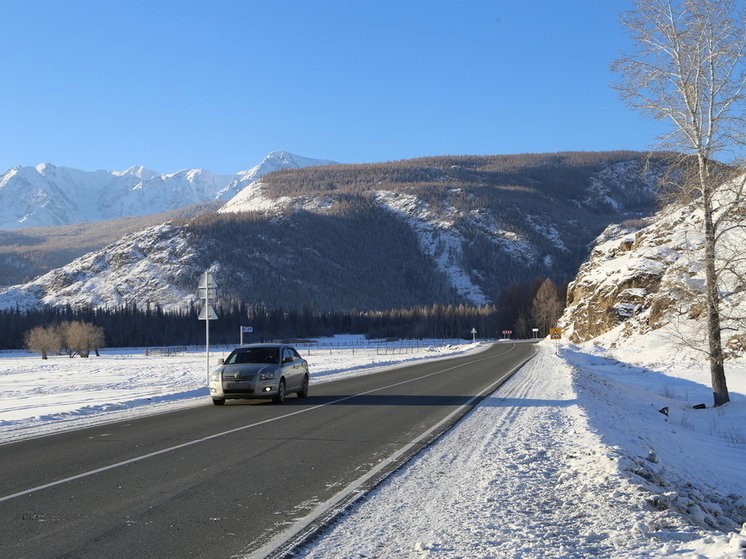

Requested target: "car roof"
[{"left": 235, "top": 343, "right": 288, "bottom": 349}]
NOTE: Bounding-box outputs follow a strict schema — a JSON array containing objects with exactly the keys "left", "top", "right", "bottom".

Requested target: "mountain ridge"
[
  {"left": 0, "top": 150, "right": 337, "bottom": 230},
  {"left": 0, "top": 151, "right": 671, "bottom": 313}
]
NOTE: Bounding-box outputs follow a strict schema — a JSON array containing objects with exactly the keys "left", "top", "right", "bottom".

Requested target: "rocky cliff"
[{"left": 561, "top": 193, "right": 746, "bottom": 356}]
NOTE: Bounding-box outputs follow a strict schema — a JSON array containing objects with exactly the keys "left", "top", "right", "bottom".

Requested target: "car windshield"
[{"left": 225, "top": 347, "right": 280, "bottom": 365}]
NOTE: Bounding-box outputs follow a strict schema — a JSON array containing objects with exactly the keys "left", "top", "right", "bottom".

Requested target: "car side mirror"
[
  {"left": 217, "top": 358, "right": 224, "bottom": 365},
  {"left": 282, "top": 356, "right": 293, "bottom": 364}
]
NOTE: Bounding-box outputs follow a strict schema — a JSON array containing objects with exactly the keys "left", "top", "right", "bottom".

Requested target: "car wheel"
[
  {"left": 273, "top": 379, "right": 286, "bottom": 404},
  {"left": 212, "top": 398, "right": 225, "bottom": 406},
  {"left": 297, "top": 375, "right": 309, "bottom": 398}
]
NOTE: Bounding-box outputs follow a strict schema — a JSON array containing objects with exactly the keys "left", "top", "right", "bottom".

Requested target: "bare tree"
[
  {"left": 24, "top": 326, "right": 62, "bottom": 359},
  {"left": 531, "top": 279, "right": 564, "bottom": 337},
  {"left": 59, "top": 321, "right": 106, "bottom": 358},
  {"left": 611, "top": 0, "right": 746, "bottom": 406}
]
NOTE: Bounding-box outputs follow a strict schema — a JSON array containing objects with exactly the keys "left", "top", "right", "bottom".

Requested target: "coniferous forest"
[{"left": 0, "top": 277, "right": 561, "bottom": 350}]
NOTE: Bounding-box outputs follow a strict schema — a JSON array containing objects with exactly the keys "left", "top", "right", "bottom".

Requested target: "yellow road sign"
[{"left": 549, "top": 328, "right": 562, "bottom": 340}]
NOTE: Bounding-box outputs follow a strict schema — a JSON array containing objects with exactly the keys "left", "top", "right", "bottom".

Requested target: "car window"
[
  {"left": 290, "top": 348, "right": 302, "bottom": 360},
  {"left": 281, "top": 348, "right": 294, "bottom": 364},
  {"left": 226, "top": 347, "right": 279, "bottom": 364}
]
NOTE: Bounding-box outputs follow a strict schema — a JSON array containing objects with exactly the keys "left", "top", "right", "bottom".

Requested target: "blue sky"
[{"left": 0, "top": 0, "right": 665, "bottom": 175}]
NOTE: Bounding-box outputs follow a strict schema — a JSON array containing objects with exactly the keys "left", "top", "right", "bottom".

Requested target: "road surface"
[{"left": 0, "top": 341, "right": 536, "bottom": 558}]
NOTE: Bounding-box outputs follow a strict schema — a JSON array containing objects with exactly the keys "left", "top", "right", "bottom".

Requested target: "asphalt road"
[{"left": 0, "top": 342, "right": 537, "bottom": 559}]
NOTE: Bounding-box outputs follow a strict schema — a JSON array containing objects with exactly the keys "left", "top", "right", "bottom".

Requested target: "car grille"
[
  {"left": 223, "top": 377, "right": 255, "bottom": 392},
  {"left": 224, "top": 386, "right": 255, "bottom": 394}
]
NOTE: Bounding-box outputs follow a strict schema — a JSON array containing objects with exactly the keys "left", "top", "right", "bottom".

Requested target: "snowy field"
[{"left": 1, "top": 336, "right": 745, "bottom": 558}]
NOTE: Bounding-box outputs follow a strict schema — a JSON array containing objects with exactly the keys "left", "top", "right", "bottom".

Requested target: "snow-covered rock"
[{"left": 561, "top": 177, "right": 746, "bottom": 356}]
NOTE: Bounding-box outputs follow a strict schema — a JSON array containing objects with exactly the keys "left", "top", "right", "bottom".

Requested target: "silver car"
[{"left": 209, "top": 344, "right": 310, "bottom": 405}]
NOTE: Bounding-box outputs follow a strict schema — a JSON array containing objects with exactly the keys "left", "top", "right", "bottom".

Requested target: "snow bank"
[{"left": 296, "top": 341, "right": 746, "bottom": 559}]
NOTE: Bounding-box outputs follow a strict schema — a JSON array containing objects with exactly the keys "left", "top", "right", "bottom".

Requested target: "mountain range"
[
  {"left": 0, "top": 151, "right": 336, "bottom": 285},
  {"left": 0, "top": 151, "right": 671, "bottom": 313},
  {"left": 0, "top": 151, "right": 336, "bottom": 230}
]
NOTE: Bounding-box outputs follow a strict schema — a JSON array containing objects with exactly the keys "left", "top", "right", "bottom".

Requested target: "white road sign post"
[
  {"left": 471, "top": 327, "right": 477, "bottom": 343},
  {"left": 240, "top": 326, "right": 253, "bottom": 345},
  {"left": 198, "top": 271, "right": 218, "bottom": 383}
]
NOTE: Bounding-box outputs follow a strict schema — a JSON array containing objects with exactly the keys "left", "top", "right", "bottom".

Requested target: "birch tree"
[{"left": 611, "top": 0, "right": 746, "bottom": 406}]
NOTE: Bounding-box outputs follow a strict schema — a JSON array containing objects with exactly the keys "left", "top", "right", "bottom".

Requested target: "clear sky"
[{"left": 0, "top": 0, "right": 666, "bottom": 175}]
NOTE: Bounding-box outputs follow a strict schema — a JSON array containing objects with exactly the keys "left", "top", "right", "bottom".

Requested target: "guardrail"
[
  {"left": 295, "top": 339, "right": 475, "bottom": 357},
  {"left": 144, "top": 346, "right": 188, "bottom": 356}
]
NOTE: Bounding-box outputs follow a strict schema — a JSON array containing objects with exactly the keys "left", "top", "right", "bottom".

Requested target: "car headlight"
[
  {"left": 259, "top": 370, "right": 276, "bottom": 381},
  {"left": 210, "top": 370, "right": 222, "bottom": 381}
]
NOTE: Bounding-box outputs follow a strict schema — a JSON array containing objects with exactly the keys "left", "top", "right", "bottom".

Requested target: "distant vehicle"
[{"left": 209, "top": 344, "right": 309, "bottom": 405}]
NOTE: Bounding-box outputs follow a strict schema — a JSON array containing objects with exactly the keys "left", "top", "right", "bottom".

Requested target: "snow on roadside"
[{"left": 296, "top": 342, "right": 746, "bottom": 559}]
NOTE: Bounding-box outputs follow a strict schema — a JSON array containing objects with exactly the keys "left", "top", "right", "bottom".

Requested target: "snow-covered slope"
[
  {"left": 372, "top": 189, "right": 531, "bottom": 306},
  {"left": 0, "top": 151, "right": 336, "bottom": 229},
  {"left": 0, "top": 223, "right": 200, "bottom": 311}
]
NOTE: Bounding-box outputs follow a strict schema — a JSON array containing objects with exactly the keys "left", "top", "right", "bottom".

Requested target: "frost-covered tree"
[
  {"left": 24, "top": 325, "right": 62, "bottom": 359},
  {"left": 611, "top": 0, "right": 746, "bottom": 406},
  {"left": 59, "top": 321, "right": 106, "bottom": 358}
]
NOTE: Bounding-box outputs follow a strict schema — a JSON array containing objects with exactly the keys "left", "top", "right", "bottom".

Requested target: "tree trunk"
[{"left": 702, "top": 163, "right": 730, "bottom": 406}]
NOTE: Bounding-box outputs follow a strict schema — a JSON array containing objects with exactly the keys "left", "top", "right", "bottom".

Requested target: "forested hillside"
[
  {"left": 0, "top": 151, "right": 671, "bottom": 321},
  {"left": 215, "top": 151, "right": 670, "bottom": 307},
  {"left": 258, "top": 151, "right": 660, "bottom": 213},
  {"left": 184, "top": 199, "right": 458, "bottom": 310}
]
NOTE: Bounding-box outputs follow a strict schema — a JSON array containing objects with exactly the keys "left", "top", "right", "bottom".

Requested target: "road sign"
[
  {"left": 198, "top": 304, "right": 218, "bottom": 321},
  {"left": 198, "top": 270, "right": 219, "bottom": 385},
  {"left": 550, "top": 328, "right": 562, "bottom": 339},
  {"left": 198, "top": 271, "right": 217, "bottom": 289},
  {"left": 240, "top": 326, "right": 253, "bottom": 345},
  {"left": 198, "top": 287, "right": 217, "bottom": 300}
]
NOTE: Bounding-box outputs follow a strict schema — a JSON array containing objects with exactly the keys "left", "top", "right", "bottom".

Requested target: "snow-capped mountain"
[
  {"left": 0, "top": 151, "right": 336, "bottom": 229},
  {"left": 0, "top": 151, "right": 667, "bottom": 313}
]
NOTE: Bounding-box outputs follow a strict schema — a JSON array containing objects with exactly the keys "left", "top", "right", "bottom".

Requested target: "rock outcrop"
[{"left": 561, "top": 204, "right": 711, "bottom": 344}]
